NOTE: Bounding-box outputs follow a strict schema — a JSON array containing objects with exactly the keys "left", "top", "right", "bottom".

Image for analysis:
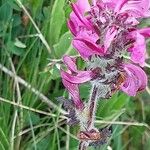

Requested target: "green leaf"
[
  {"left": 98, "top": 93, "right": 129, "bottom": 118},
  {"left": 6, "top": 41, "right": 25, "bottom": 56},
  {"left": 80, "top": 83, "right": 90, "bottom": 100},
  {"left": 54, "top": 31, "right": 77, "bottom": 58},
  {"left": 49, "top": 64, "right": 61, "bottom": 80},
  {"left": 14, "top": 38, "right": 26, "bottom": 48},
  {"left": 8, "top": 0, "right": 21, "bottom": 11},
  {"left": 0, "top": 2, "right": 12, "bottom": 22},
  {"left": 12, "top": 14, "right": 21, "bottom": 27},
  {"left": 49, "top": 0, "right": 65, "bottom": 45}
]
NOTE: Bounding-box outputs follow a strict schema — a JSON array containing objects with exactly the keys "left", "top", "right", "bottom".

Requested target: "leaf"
[
  {"left": 97, "top": 93, "right": 130, "bottom": 118},
  {"left": 54, "top": 31, "right": 77, "bottom": 58},
  {"left": 8, "top": 0, "right": 21, "bottom": 11},
  {"left": 12, "top": 14, "right": 21, "bottom": 27},
  {"left": 0, "top": 2, "right": 12, "bottom": 23},
  {"left": 129, "top": 126, "right": 145, "bottom": 149},
  {"left": 14, "top": 38, "right": 26, "bottom": 48},
  {"left": 49, "top": 64, "right": 61, "bottom": 80},
  {"left": 80, "top": 83, "right": 90, "bottom": 100},
  {"left": 7, "top": 41, "right": 25, "bottom": 56},
  {"left": 48, "top": 0, "right": 65, "bottom": 45}
]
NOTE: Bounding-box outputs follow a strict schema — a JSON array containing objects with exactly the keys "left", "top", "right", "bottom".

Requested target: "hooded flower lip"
[
  {"left": 119, "top": 0, "right": 150, "bottom": 18},
  {"left": 104, "top": 26, "right": 118, "bottom": 52},
  {"left": 71, "top": 3, "right": 92, "bottom": 30},
  {"left": 129, "top": 31, "right": 146, "bottom": 66},
  {"left": 73, "top": 30, "right": 105, "bottom": 59},
  {"left": 138, "top": 27, "right": 150, "bottom": 38},
  {"left": 121, "top": 63, "right": 147, "bottom": 96},
  {"left": 68, "top": 0, "right": 150, "bottom": 64},
  {"left": 102, "top": 0, "right": 150, "bottom": 17},
  {"left": 61, "top": 55, "right": 94, "bottom": 109},
  {"left": 67, "top": 0, "right": 91, "bottom": 36}
]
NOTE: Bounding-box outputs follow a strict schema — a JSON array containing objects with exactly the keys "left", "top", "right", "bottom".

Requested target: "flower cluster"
[
  {"left": 60, "top": 0, "right": 150, "bottom": 148},
  {"left": 61, "top": 0, "right": 149, "bottom": 110}
]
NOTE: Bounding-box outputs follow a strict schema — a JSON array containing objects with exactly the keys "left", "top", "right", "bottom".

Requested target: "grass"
[{"left": 0, "top": 0, "right": 150, "bottom": 150}]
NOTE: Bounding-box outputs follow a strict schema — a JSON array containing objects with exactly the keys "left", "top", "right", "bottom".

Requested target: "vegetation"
[{"left": 0, "top": 0, "right": 150, "bottom": 149}]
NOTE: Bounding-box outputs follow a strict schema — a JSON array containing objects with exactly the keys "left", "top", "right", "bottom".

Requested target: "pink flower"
[
  {"left": 121, "top": 63, "right": 147, "bottom": 96},
  {"left": 138, "top": 27, "right": 150, "bottom": 38},
  {"left": 128, "top": 31, "right": 146, "bottom": 66},
  {"left": 68, "top": 0, "right": 150, "bottom": 62},
  {"left": 73, "top": 30, "right": 104, "bottom": 59},
  {"left": 61, "top": 55, "right": 94, "bottom": 109},
  {"left": 60, "top": 1, "right": 149, "bottom": 147},
  {"left": 65, "top": 0, "right": 149, "bottom": 96}
]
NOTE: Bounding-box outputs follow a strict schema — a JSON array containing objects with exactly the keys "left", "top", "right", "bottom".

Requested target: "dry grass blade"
[
  {"left": 146, "top": 87, "right": 150, "bottom": 95},
  {"left": 145, "top": 63, "right": 150, "bottom": 68},
  {"left": 15, "top": 123, "right": 51, "bottom": 138},
  {"left": 6, "top": 53, "right": 23, "bottom": 150},
  {"left": 66, "top": 125, "right": 70, "bottom": 150},
  {"left": 95, "top": 120, "right": 150, "bottom": 129},
  {"left": 0, "top": 63, "right": 66, "bottom": 114},
  {"left": 0, "top": 97, "right": 66, "bottom": 119}
]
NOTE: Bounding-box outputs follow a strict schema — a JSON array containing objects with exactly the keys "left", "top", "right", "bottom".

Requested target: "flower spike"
[{"left": 60, "top": 0, "right": 150, "bottom": 149}]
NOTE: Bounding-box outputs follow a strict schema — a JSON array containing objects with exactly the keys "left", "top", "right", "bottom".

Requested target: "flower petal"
[
  {"left": 61, "top": 78, "right": 83, "bottom": 109},
  {"left": 121, "top": 63, "right": 147, "bottom": 96},
  {"left": 68, "top": 3, "right": 92, "bottom": 33},
  {"left": 68, "top": 0, "right": 92, "bottom": 35},
  {"left": 63, "top": 55, "right": 77, "bottom": 73},
  {"left": 67, "top": 19, "right": 78, "bottom": 36},
  {"left": 74, "top": 38, "right": 104, "bottom": 58},
  {"left": 71, "top": 3, "right": 92, "bottom": 29},
  {"left": 138, "top": 28, "right": 150, "bottom": 38},
  {"left": 129, "top": 32, "right": 146, "bottom": 66},
  {"left": 61, "top": 70, "right": 94, "bottom": 84},
  {"left": 125, "top": 17, "right": 139, "bottom": 25},
  {"left": 128, "top": 31, "right": 146, "bottom": 66},
  {"left": 61, "top": 55, "right": 94, "bottom": 109},
  {"left": 76, "top": 0, "right": 90, "bottom": 14},
  {"left": 120, "top": 0, "right": 150, "bottom": 18},
  {"left": 73, "top": 30, "right": 104, "bottom": 58},
  {"left": 114, "top": 0, "right": 128, "bottom": 12},
  {"left": 104, "top": 26, "right": 117, "bottom": 51}
]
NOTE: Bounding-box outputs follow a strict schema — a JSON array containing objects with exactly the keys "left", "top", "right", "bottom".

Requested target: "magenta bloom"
[
  {"left": 68, "top": 0, "right": 150, "bottom": 62},
  {"left": 121, "top": 63, "right": 147, "bottom": 96},
  {"left": 60, "top": 1, "right": 149, "bottom": 148},
  {"left": 61, "top": 55, "right": 94, "bottom": 109},
  {"left": 61, "top": 0, "right": 149, "bottom": 108}
]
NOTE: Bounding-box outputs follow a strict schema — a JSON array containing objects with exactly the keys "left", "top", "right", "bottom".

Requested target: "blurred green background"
[{"left": 0, "top": 0, "right": 150, "bottom": 150}]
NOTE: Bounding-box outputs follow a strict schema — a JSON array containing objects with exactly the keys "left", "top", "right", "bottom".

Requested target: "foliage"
[{"left": 0, "top": 0, "right": 150, "bottom": 150}]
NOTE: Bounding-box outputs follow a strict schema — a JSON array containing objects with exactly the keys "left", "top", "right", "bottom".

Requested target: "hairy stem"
[
  {"left": 87, "top": 86, "right": 98, "bottom": 129},
  {"left": 78, "top": 85, "right": 98, "bottom": 150},
  {"left": 78, "top": 141, "right": 87, "bottom": 150}
]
